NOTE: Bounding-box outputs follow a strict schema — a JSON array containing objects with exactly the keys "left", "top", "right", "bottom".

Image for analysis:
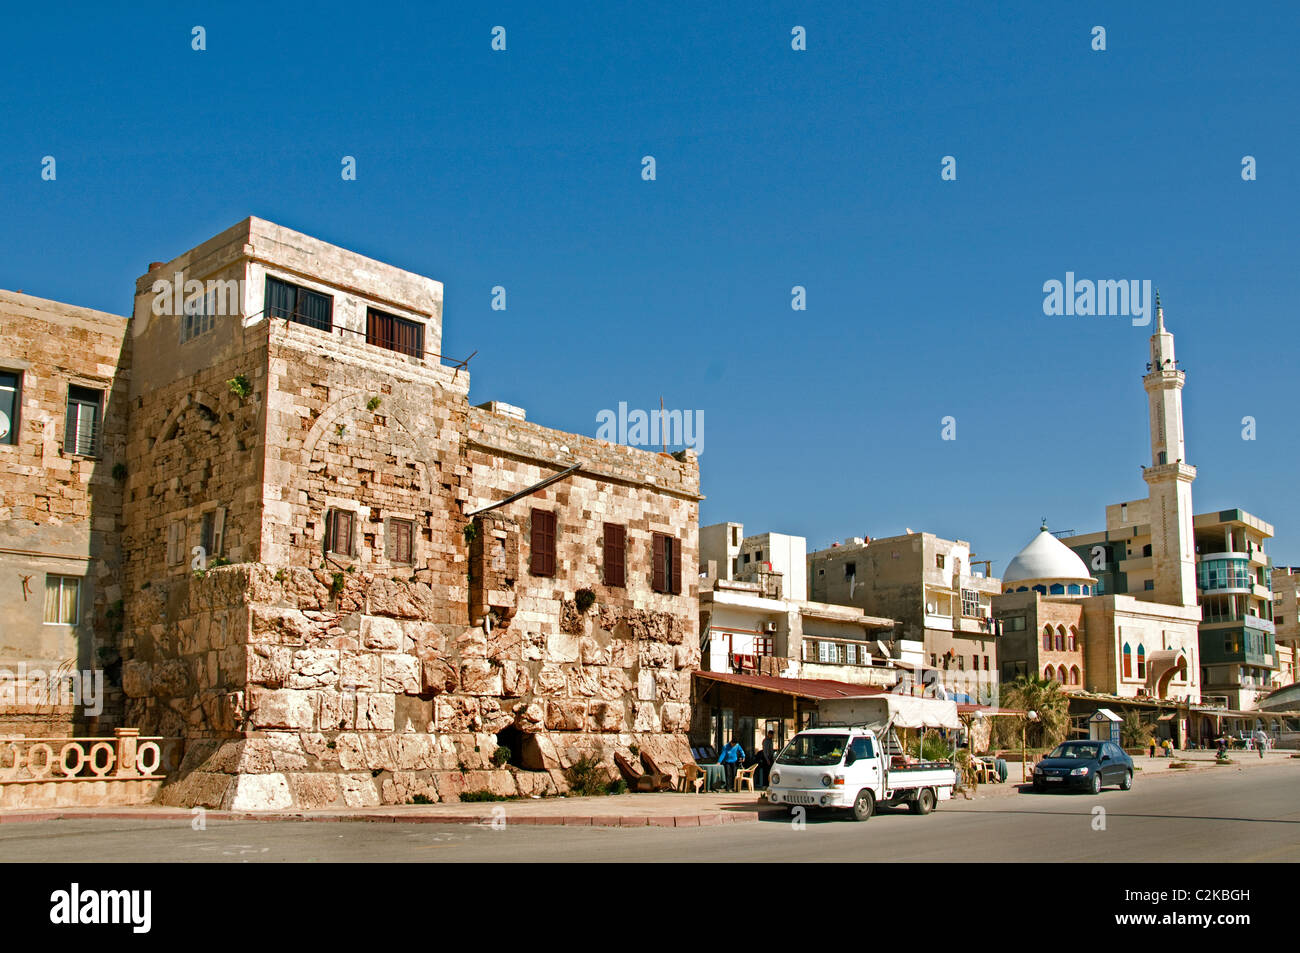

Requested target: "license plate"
[{"left": 1045, "top": 777, "right": 1063, "bottom": 783}]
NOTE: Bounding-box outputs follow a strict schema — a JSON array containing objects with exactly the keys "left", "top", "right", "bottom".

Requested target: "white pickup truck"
[{"left": 767, "top": 695, "right": 959, "bottom": 821}]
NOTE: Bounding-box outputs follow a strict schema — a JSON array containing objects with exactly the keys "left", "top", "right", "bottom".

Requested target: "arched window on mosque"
[
  {"left": 1137, "top": 644, "right": 1146, "bottom": 679},
  {"left": 1042, "top": 626, "right": 1053, "bottom": 651},
  {"left": 1122, "top": 643, "right": 1132, "bottom": 678},
  {"left": 1068, "top": 627, "right": 1078, "bottom": 651}
]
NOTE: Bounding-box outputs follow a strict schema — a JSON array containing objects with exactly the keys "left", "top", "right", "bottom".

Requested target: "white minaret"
[{"left": 1142, "top": 295, "right": 1198, "bottom": 607}]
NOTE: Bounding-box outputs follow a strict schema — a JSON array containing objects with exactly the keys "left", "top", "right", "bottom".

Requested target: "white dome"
[{"left": 1003, "top": 529, "right": 1096, "bottom": 586}]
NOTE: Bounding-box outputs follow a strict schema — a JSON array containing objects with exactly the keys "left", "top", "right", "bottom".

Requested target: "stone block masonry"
[{"left": 101, "top": 217, "right": 703, "bottom": 809}]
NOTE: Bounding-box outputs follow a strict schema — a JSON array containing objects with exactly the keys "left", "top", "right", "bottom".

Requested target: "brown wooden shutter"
[
  {"left": 531, "top": 509, "right": 556, "bottom": 577},
  {"left": 651, "top": 533, "right": 666, "bottom": 592},
  {"left": 323, "top": 511, "right": 334, "bottom": 553},
  {"left": 670, "top": 535, "right": 682, "bottom": 595},
  {"left": 603, "top": 523, "right": 625, "bottom": 588}
]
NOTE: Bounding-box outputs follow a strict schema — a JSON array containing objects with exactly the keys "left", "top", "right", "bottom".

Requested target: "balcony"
[{"left": 1197, "top": 555, "right": 1253, "bottom": 593}]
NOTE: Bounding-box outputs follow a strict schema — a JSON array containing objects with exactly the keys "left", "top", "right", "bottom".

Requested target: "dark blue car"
[{"left": 1032, "top": 740, "right": 1133, "bottom": 794}]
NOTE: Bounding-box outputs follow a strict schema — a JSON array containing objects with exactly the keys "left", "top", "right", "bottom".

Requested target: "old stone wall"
[{"left": 0, "top": 291, "right": 131, "bottom": 735}]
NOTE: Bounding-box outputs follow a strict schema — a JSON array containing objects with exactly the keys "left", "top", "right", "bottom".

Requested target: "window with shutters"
[
  {"left": 388, "top": 518, "right": 414, "bottom": 564},
  {"left": 166, "top": 521, "right": 185, "bottom": 566},
  {"left": 65, "top": 385, "right": 104, "bottom": 457},
  {"left": 265, "top": 275, "right": 333, "bottom": 332},
  {"left": 366, "top": 307, "right": 425, "bottom": 359},
  {"left": 530, "top": 509, "right": 556, "bottom": 577},
  {"left": 652, "top": 532, "right": 681, "bottom": 594},
  {"left": 325, "top": 508, "right": 356, "bottom": 557},
  {"left": 181, "top": 289, "right": 217, "bottom": 343},
  {"left": 199, "top": 507, "right": 226, "bottom": 559},
  {"left": 603, "top": 523, "right": 626, "bottom": 588}
]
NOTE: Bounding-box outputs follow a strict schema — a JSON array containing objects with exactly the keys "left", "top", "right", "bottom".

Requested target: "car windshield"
[
  {"left": 1048, "top": 743, "right": 1101, "bottom": 760},
  {"left": 776, "top": 733, "right": 849, "bottom": 766}
]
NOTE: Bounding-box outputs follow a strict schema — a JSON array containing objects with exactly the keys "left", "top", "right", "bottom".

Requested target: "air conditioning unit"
[{"left": 763, "top": 622, "right": 777, "bottom": 633}]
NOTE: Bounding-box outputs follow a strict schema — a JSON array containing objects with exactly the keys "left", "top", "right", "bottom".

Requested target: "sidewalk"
[{"left": 0, "top": 791, "right": 780, "bottom": 828}]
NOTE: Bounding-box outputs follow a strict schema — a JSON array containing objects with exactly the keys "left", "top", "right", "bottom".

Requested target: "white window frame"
[{"left": 43, "top": 575, "right": 81, "bottom": 625}]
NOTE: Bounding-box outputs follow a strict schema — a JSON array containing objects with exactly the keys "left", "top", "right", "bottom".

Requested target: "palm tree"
[{"left": 999, "top": 674, "right": 1070, "bottom": 749}]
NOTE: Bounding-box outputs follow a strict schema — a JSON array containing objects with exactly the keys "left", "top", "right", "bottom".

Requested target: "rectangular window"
[
  {"left": 936, "top": 554, "right": 945, "bottom": 569},
  {"left": 324, "top": 508, "right": 356, "bottom": 557},
  {"left": 846, "top": 643, "right": 857, "bottom": 665},
  {"left": 603, "top": 523, "right": 626, "bottom": 588},
  {"left": 64, "top": 385, "right": 104, "bottom": 457},
  {"left": 961, "top": 588, "right": 980, "bottom": 617},
  {"left": 1144, "top": 579, "right": 1155, "bottom": 591},
  {"left": 0, "top": 369, "right": 20, "bottom": 445},
  {"left": 844, "top": 561, "right": 856, "bottom": 580},
  {"left": 530, "top": 509, "right": 556, "bottom": 577},
  {"left": 43, "top": 575, "right": 81, "bottom": 625},
  {"left": 388, "top": 518, "right": 414, "bottom": 564},
  {"left": 265, "top": 276, "right": 333, "bottom": 332},
  {"left": 651, "top": 532, "right": 681, "bottom": 594},
  {"left": 366, "top": 308, "right": 425, "bottom": 359},
  {"left": 1007, "top": 615, "right": 1026, "bottom": 632},
  {"left": 181, "top": 289, "right": 216, "bottom": 343}
]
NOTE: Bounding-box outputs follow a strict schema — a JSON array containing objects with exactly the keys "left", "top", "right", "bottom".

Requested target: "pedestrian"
[
  {"left": 759, "top": 731, "right": 776, "bottom": 788},
  {"left": 1253, "top": 728, "right": 1268, "bottom": 759},
  {"left": 718, "top": 738, "right": 745, "bottom": 790},
  {"left": 1148, "top": 739, "right": 1157, "bottom": 759}
]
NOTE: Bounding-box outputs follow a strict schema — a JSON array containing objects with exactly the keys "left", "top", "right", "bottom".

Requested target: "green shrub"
[
  {"left": 564, "top": 755, "right": 612, "bottom": 797},
  {"left": 492, "top": 745, "right": 512, "bottom": 767},
  {"left": 227, "top": 375, "right": 252, "bottom": 399},
  {"left": 408, "top": 794, "right": 434, "bottom": 804},
  {"left": 605, "top": 779, "right": 628, "bottom": 795},
  {"left": 460, "top": 790, "right": 509, "bottom": 802},
  {"left": 575, "top": 587, "right": 597, "bottom": 613},
  {"left": 366, "top": 396, "right": 382, "bottom": 411}
]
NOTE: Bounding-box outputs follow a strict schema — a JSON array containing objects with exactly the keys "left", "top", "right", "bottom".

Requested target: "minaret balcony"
[{"left": 1141, "top": 461, "right": 1196, "bottom": 482}]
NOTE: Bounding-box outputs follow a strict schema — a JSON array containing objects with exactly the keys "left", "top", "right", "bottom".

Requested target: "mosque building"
[{"left": 992, "top": 301, "right": 1204, "bottom": 717}]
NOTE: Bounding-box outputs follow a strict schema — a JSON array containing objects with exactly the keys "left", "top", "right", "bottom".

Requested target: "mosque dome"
[{"left": 1002, "top": 527, "right": 1097, "bottom": 596}]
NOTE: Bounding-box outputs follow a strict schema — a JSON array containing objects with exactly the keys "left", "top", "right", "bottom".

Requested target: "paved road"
[{"left": 2, "top": 763, "right": 1297, "bottom": 862}]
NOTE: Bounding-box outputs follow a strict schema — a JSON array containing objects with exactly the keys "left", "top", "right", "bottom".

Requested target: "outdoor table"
[{"left": 700, "top": 763, "right": 726, "bottom": 792}]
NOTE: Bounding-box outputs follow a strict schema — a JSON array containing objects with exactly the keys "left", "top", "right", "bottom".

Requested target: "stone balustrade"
[{"left": 0, "top": 728, "right": 168, "bottom": 783}]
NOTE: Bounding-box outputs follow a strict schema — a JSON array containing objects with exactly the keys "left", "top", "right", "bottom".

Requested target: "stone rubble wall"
[{"left": 131, "top": 563, "right": 695, "bottom": 809}]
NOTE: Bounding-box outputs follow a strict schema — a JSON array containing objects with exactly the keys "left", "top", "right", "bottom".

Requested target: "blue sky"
[{"left": 3, "top": 2, "right": 1297, "bottom": 570}]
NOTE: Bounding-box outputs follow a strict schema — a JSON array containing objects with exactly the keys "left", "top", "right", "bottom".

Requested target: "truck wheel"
[
  {"left": 851, "top": 789, "right": 875, "bottom": 822},
  {"left": 909, "top": 788, "right": 936, "bottom": 815}
]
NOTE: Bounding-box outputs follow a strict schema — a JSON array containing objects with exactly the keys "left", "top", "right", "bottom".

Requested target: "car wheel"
[
  {"left": 852, "top": 789, "right": 875, "bottom": 822},
  {"left": 909, "top": 787, "right": 936, "bottom": 815},
  {"left": 1089, "top": 771, "right": 1102, "bottom": 795},
  {"left": 1120, "top": 769, "right": 1133, "bottom": 791}
]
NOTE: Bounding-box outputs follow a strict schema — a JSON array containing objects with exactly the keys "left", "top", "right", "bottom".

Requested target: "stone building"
[
  {"left": 2, "top": 217, "right": 701, "bottom": 809},
  {"left": 807, "top": 531, "right": 1002, "bottom": 702},
  {"left": 0, "top": 291, "right": 131, "bottom": 736}
]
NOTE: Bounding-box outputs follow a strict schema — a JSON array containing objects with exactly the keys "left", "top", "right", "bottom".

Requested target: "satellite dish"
[{"left": 0, "top": 411, "right": 9, "bottom": 440}]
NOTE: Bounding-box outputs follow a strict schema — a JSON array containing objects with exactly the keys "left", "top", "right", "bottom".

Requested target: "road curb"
[{"left": 0, "top": 807, "right": 772, "bottom": 829}]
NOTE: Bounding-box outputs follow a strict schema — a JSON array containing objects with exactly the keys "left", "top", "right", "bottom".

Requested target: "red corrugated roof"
[
  {"left": 692, "top": 670, "right": 889, "bottom": 699},
  {"left": 957, "top": 703, "right": 1026, "bottom": 717}
]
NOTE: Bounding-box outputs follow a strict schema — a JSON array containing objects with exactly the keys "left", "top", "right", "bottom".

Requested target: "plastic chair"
[{"left": 735, "top": 764, "right": 759, "bottom": 792}]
